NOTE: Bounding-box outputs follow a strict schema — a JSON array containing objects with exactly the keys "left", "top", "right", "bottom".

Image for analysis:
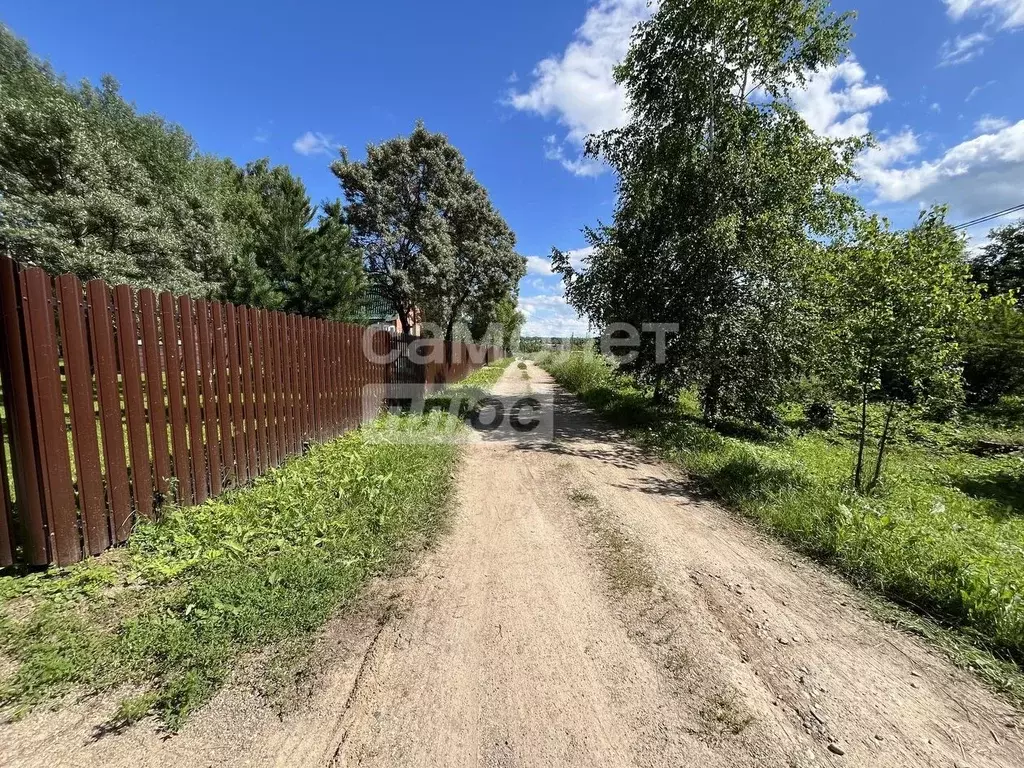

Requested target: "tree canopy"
[
  {"left": 0, "top": 28, "right": 223, "bottom": 294},
  {"left": 555, "top": 0, "right": 863, "bottom": 421},
  {"left": 550, "top": 0, "right": 1014, "bottom": 492},
  {"left": 972, "top": 219, "right": 1024, "bottom": 299},
  {"left": 0, "top": 24, "right": 367, "bottom": 321},
  {"left": 331, "top": 122, "right": 524, "bottom": 337},
  {"left": 811, "top": 209, "right": 976, "bottom": 489}
]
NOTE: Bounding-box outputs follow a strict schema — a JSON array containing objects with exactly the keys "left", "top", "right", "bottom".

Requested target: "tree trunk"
[
  {"left": 854, "top": 385, "right": 869, "bottom": 492},
  {"left": 702, "top": 374, "right": 721, "bottom": 423},
  {"left": 867, "top": 401, "right": 897, "bottom": 492}
]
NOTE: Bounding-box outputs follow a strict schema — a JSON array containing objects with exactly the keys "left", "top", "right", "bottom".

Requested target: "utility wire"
[{"left": 952, "top": 203, "right": 1024, "bottom": 231}]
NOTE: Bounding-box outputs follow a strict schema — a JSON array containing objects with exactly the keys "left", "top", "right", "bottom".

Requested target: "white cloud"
[
  {"left": 543, "top": 135, "right": 607, "bottom": 177},
  {"left": 938, "top": 32, "right": 989, "bottom": 66},
  {"left": 789, "top": 58, "right": 889, "bottom": 139},
  {"left": 562, "top": 246, "right": 595, "bottom": 272},
  {"left": 520, "top": 293, "right": 591, "bottom": 337},
  {"left": 510, "top": 3, "right": 890, "bottom": 173},
  {"left": 855, "top": 129, "right": 923, "bottom": 191},
  {"left": 966, "top": 80, "right": 997, "bottom": 101},
  {"left": 974, "top": 115, "right": 1011, "bottom": 133},
  {"left": 508, "top": 0, "right": 652, "bottom": 176},
  {"left": 292, "top": 131, "right": 336, "bottom": 156},
  {"left": 946, "top": 0, "right": 1024, "bottom": 29},
  {"left": 525, "top": 255, "right": 555, "bottom": 275},
  {"left": 859, "top": 120, "right": 1024, "bottom": 219}
]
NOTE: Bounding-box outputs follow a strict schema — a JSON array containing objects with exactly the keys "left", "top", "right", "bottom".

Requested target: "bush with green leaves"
[
  {"left": 810, "top": 209, "right": 976, "bottom": 491},
  {"left": 963, "top": 294, "right": 1024, "bottom": 406}
]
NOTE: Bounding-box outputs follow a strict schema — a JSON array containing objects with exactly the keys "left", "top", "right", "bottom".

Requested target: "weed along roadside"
[
  {"left": 538, "top": 351, "right": 1024, "bottom": 705},
  {"left": 0, "top": 360, "right": 510, "bottom": 731}
]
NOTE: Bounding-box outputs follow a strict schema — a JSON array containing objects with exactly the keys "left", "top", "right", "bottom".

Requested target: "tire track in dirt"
[{"left": 2, "top": 360, "right": 1021, "bottom": 767}]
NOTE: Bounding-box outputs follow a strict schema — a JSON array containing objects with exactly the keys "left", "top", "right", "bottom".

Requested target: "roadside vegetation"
[
  {"left": 540, "top": 351, "right": 1024, "bottom": 702},
  {"left": 0, "top": 411, "right": 463, "bottom": 730},
  {"left": 422, "top": 357, "right": 514, "bottom": 417},
  {"left": 536, "top": 0, "right": 1024, "bottom": 701}
]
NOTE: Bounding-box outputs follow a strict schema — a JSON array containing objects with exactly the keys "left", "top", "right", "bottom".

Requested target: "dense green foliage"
[
  {"left": 541, "top": 351, "right": 1024, "bottom": 701},
  {"left": 332, "top": 123, "right": 525, "bottom": 337},
  {"left": 0, "top": 413, "right": 462, "bottom": 728},
  {"left": 811, "top": 211, "right": 977, "bottom": 490},
  {"left": 0, "top": 28, "right": 222, "bottom": 294},
  {"left": 553, "top": 0, "right": 1023, "bottom": 492},
  {"left": 555, "top": 0, "right": 862, "bottom": 421},
  {"left": 1, "top": 26, "right": 522, "bottom": 326},
  {"left": 964, "top": 295, "right": 1024, "bottom": 406},
  {"left": 215, "top": 161, "right": 366, "bottom": 320},
  {"left": 973, "top": 219, "right": 1024, "bottom": 299},
  {"left": 467, "top": 294, "right": 525, "bottom": 350},
  {"left": 0, "top": 25, "right": 364, "bottom": 320}
]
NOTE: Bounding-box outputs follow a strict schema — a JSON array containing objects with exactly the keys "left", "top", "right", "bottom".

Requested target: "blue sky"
[{"left": 3, "top": 1, "right": 1023, "bottom": 335}]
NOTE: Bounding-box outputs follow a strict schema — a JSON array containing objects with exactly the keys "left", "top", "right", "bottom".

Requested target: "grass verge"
[
  {"left": 423, "top": 356, "right": 514, "bottom": 415},
  {"left": 539, "top": 351, "right": 1024, "bottom": 706},
  {"left": 0, "top": 412, "right": 463, "bottom": 730}
]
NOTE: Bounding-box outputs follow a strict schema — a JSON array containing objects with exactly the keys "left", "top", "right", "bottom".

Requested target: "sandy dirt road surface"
[{"left": 3, "top": 360, "right": 1022, "bottom": 767}]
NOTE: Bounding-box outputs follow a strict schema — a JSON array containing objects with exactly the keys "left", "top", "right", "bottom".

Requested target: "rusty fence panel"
[
  {"left": 225, "top": 303, "right": 246, "bottom": 487},
  {"left": 21, "top": 269, "right": 79, "bottom": 564},
  {"left": 211, "top": 302, "right": 233, "bottom": 490},
  {"left": 160, "top": 291, "right": 192, "bottom": 507},
  {"left": 0, "top": 395, "right": 12, "bottom": 566},
  {"left": 179, "top": 297, "right": 207, "bottom": 506},
  {"left": 140, "top": 290, "right": 172, "bottom": 502}
]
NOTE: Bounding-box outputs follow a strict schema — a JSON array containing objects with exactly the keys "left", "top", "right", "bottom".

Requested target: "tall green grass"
[
  {"left": 540, "top": 352, "right": 1024, "bottom": 683},
  {"left": 0, "top": 412, "right": 463, "bottom": 729}
]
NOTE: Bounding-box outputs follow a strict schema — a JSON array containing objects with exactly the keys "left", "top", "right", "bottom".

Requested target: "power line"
[{"left": 952, "top": 203, "right": 1024, "bottom": 232}]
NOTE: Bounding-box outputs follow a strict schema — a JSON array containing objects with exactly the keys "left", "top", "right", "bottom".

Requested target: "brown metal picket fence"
[{"left": 0, "top": 257, "right": 503, "bottom": 567}]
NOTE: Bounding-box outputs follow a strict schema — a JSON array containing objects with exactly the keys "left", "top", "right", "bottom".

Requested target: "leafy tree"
[
  {"left": 217, "top": 158, "right": 313, "bottom": 308},
  {"left": 972, "top": 219, "right": 1024, "bottom": 299},
  {"left": 0, "top": 25, "right": 365, "bottom": 319},
  {"left": 962, "top": 294, "right": 1024, "bottom": 406},
  {"left": 332, "top": 122, "right": 524, "bottom": 338},
  {"left": 493, "top": 295, "right": 526, "bottom": 352},
  {"left": 554, "top": 0, "right": 862, "bottom": 423},
  {"left": 813, "top": 210, "right": 976, "bottom": 491},
  {"left": 965, "top": 219, "right": 1024, "bottom": 405},
  {"left": 467, "top": 292, "right": 525, "bottom": 351},
  {"left": 0, "top": 26, "right": 223, "bottom": 294}
]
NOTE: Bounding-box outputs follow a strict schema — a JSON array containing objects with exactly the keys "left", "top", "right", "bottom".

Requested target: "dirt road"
[{"left": 4, "top": 361, "right": 1022, "bottom": 767}]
